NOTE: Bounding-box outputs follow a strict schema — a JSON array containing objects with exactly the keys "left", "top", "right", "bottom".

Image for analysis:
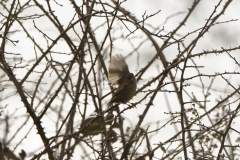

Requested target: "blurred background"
[{"left": 1, "top": 0, "right": 240, "bottom": 159}]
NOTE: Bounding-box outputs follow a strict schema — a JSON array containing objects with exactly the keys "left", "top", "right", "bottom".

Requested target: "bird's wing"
[{"left": 108, "top": 54, "right": 129, "bottom": 86}]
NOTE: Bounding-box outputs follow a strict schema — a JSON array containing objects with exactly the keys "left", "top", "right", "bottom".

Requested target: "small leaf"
[
  {"left": 161, "top": 146, "right": 166, "bottom": 153},
  {"left": 19, "top": 149, "right": 26, "bottom": 159}
]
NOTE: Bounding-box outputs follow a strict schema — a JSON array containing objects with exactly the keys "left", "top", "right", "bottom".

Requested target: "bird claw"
[{"left": 126, "top": 102, "right": 136, "bottom": 109}]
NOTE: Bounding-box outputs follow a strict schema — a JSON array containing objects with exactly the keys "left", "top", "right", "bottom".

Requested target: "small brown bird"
[{"left": 107, "top": 54, "right": 137, "bottom": 108}]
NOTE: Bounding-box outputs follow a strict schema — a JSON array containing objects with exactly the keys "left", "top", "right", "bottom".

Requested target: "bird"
[{"left": 107, "top": 54, "right": 137, "bottom": 108}]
